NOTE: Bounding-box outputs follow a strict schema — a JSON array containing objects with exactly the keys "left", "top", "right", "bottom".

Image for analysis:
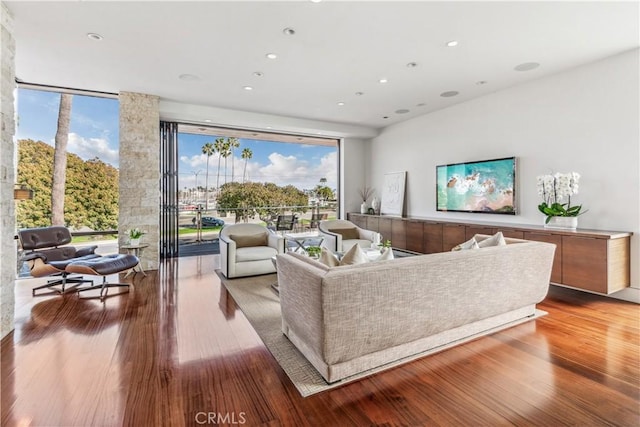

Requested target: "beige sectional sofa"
[{"left": 276, "top": 236, "right": 556, "bottom": 383}]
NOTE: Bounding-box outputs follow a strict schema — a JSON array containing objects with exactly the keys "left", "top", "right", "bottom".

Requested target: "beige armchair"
[
  {"left": 219, "top": 223, "right": 285, "bottom": 278},
  {"left": 318, "top": 219, "right": 380, "bottom": 253}
]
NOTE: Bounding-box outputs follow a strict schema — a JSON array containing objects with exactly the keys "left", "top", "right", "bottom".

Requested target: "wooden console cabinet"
[{"left": 348, "top": 213, "right": 632, "bottom": 295}]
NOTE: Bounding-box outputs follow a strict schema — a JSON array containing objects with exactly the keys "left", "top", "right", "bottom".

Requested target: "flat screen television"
[{"left": 436, "top": 156, "right": 516, "bottom": 214}]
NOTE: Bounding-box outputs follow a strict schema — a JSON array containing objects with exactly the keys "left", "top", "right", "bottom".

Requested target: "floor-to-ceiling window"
[
  {"left": 15, "top": 85, "right": 120, "bottom": 270},
  {"left": 176, "top": 124, "right": 339, "bottom": 256}
]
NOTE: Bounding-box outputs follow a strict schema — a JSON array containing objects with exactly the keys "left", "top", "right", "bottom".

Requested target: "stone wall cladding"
[
  {"left": 0, "top": 3, "right": 16, "bottom": 339},
  {"left": 119, "top": 92, "right": 160, "bottom": 270}
]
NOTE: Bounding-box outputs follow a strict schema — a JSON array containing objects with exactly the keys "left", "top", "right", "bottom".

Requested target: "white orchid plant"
[{"left": 536, "top": 172, "right": 586, "bottom": 223}]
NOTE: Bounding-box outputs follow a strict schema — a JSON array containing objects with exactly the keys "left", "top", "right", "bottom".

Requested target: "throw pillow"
[
  {"left": 339, "top": 243, "right": 369, "bottom": 265},
  {"left": 452, "top": 237, "right": 480, "bottom": 251},
  {"left": 229, "top": 233, "right": 268, "bottom": 248},
  {"left": 319, "top": 247, "right": 340, "bottom": 267},
  {"left": 327, "top": 227, "right": 360, "bottom": 240},
  {"left": 375, "top": 247, "right": 395, "bottom": 261},
  {"left": 476, "top": 231, "right": 506, "bottom": 248}
]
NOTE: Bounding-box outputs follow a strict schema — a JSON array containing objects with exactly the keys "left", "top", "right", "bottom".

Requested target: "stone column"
[
  {"left": 119, "top": 92, "right": 160, "bottom": 271},
  {"left": 0, "top": 2, "right": 16, "bottom": 339}
]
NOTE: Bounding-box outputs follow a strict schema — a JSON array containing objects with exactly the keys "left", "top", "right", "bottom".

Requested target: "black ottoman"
[{"left": 67, "top": 254, "right": 139, "bottom": 301}]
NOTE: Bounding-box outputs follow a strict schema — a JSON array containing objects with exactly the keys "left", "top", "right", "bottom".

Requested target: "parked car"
[{"left": 200, "top": 216, "right": 225, "bottom": 227}]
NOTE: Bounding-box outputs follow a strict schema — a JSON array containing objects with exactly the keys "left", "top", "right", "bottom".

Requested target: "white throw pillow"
[
  {"left": 452, "top": 237, "right": 480, "bottom": 251},
  {"left": 476, "top": 231, "right": 506, "bottom": 248},
  {"left": 338, "top": 244, "right": 369, "bottom": 266},
  {"left": 375, "top": 247, "right": 395, "bottom": 261}
]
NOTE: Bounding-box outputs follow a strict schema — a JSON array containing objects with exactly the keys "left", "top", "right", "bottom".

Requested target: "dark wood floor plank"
[{"left": 2, "top": 255, "right": 639, "bottom": 426}]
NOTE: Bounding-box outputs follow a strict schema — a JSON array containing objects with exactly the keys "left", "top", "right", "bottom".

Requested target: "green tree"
[
  {"left": 241, "top": 147, "right": 253, "bottom": 183},
  {"left": 315, "top": 185, "right": 334, "bottom": 201},
  {"left": 16, "top": 139, "right": 119, "bottom": 230},
  {"left": 217, "top": 182, "right": 308, "bottom": 222},
  {"left": 201, "top": 141, "right": 215, "bottom": 211}
]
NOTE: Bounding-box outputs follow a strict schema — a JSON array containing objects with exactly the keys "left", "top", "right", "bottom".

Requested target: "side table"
[{"left": 120, "top": 244, "right": 149, "bottom": 277}]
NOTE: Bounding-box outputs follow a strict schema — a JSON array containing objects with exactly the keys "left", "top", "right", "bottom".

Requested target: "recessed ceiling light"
[
  {"left": 379, "top": 78, "right": 389, "bottom": 84},
  {"left": 514, "top": 62, "right": 540, "bottom": 71},
  {"left": 337, "top": 101, "right": 345, "bottom": 106},
  {"left": 440, "top": 91, "right": 459, "bottom": 97},
  {"left": 243, "top": 86, "right": 253, "bottom": 91},
  {"left": 446, "top": 40, "right": 458, "bottom": 47},
  {"left": 178, "top": 74, "right": 200, "bottom": 81},
  {"left": 87, "top": 33, "right": 103, "bottom": 41},
  {"left": 355, "top": 92, "right": 364, "bottom": 96},
  {"left": 266, "top": 53, "right": 278, "bottom": 59},
  {"left": 382, "top": 116, "right": 389, "bottom": 119},
  {"left": 406, "top": 62, "right": 418, "bottom": 68},
  {"left": 476, "top": 80, "right": 488, "bottom": 85},
  {"left": 283, "top": 27, "right": 295, "bottom": 36},
  {"left": 205, "top": 119, "right": 211, "bottom": 123},
  {"left": 395, "top": 109, "right": 410, "bottom": 114},
  {"left": 253, "top": 71, "right": 264, "bottom": 77},
  {"left": 310, "top": 0, "right": 322, "bottom": 3}
]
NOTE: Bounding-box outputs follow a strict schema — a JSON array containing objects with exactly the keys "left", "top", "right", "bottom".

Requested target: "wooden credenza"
[{"left": 348, "top": 213, "right": 632, "bottom": 295}]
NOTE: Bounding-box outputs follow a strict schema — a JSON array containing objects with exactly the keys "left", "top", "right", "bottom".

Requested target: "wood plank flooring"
[{"left": 2, "top": 254, "right": 638, "bottom": 426}]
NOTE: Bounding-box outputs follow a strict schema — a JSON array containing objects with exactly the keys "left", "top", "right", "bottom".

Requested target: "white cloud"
[
  {"left": 66, "top": 132, "right": 119, "bottom": 167},
  {"left": 252, "top": 151, "right": 337, "bottom": 190},
  {"left": 180, "top": 152, "right": 222, "bottom": 169}
]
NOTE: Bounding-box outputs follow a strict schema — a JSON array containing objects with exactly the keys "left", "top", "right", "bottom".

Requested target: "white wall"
[
  {"left": 368, "top": 49, "right": 640, "bottom": 295},
  {"left": 341, "top": 138, "right": 368, "bottom": 218}
]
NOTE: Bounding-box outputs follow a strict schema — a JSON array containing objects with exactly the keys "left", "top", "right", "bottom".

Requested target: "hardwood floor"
[{"left": 2, "top": 254, "right": 638, "bottom": 426}]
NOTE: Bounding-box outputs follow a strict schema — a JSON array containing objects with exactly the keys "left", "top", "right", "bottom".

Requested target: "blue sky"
[{"left": 16, "top": 88, "right": 337, "bottom": 191}]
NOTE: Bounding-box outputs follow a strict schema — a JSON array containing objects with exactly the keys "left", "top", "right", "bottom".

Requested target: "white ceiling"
[{"left": 6, "top": 1, "right": 639, "bottom": 133}]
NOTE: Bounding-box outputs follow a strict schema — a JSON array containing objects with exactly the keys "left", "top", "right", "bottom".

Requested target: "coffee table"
[{"left": 284, "top": 231, "right": 324, "bottom": 254}]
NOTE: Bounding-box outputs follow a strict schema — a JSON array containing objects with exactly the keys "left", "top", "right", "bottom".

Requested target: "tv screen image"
[{"left": 436, "top": 156, "right": 516, "bottom": 214}]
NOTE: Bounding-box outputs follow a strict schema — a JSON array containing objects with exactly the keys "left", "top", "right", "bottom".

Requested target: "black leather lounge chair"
[{"left": 18, "top": 226, "right": 101, "bottom": 295}]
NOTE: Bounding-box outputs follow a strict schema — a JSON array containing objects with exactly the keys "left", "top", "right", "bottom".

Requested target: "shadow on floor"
[{"left": 178, "top": 239, "right": 220, "bottom": 257}]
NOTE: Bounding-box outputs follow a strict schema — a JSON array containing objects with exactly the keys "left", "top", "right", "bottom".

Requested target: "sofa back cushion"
[
  {"left": 328, "top": 227, "right": 359, "bottom": 240},
  {"left": 230, "top": 233, "right": 268, "bottom": 248}
]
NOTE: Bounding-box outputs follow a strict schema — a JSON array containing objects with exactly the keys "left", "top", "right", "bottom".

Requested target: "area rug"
[{"left": 217, "top": 271, "right": 547, "bottom": 397}]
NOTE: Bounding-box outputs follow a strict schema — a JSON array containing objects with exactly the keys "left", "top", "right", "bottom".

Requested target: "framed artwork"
[
  {"left": 436, "top": 156, "right": 516, "bottom": 215},
  {"left": 380, "top": 171, "right": 406, "bottom": 216}
]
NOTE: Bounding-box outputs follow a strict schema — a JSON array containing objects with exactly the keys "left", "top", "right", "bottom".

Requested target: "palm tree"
[
  {"left": 241, "top": 147, "right": 253, "bottom": 183},
  {"left": 201, "top": 142, "right": 215, "bottom": 211},
  {"left": 228, "top": 137, "right": 240, "bottom": 182},
  {"left": 214, "top": 137, "right": 225, "bottom": 191},
  {"left": 221, "top": 139, "right": 232, "bottom": 185},
  {"left": 51, "top": 93, "right": 73, "bottom": 225}
]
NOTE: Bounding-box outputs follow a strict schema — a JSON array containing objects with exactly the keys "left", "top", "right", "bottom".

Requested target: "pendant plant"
[{"left": 536, "top": 172, "right": 586, "bottom": 223}]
